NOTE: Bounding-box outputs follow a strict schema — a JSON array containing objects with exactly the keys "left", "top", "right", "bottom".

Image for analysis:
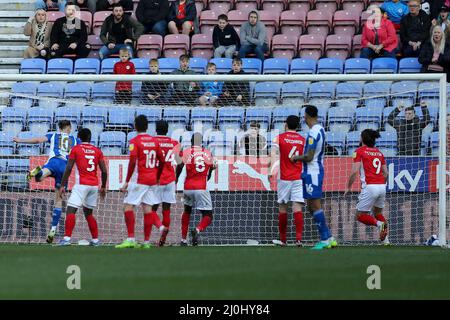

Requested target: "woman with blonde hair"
[
  {"left": 23, "top": 9, "right": 52, "bottom": 59},
  {"left": 419, "top": 24, "right": 450, "bottom": 81}
]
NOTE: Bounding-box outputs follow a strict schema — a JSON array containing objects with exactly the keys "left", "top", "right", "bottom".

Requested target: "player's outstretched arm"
[
  {"left": 344, "top": 162, "right": 361, "bottom": 196},
  {"left": 99, "top": 159, "right": 108, "bottom": 199},
  {"left": 12, "top": 136, "right": 48, "bottom": 144}
]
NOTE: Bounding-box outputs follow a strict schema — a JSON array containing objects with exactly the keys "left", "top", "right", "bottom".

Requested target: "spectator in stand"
[
  {"left": 360, "top": 5, "right": 398, "bottom": 60},
  {"left": 35, "top": 0, "right": 66, "bottom": 12},
  {"left": 400, "top": 0, "right": 432, "bottom": 57},
  {"left": 381, "top": 0, "right": 409, "bottom": 30},
  {"left": 430, "top": 0, "right": 448, "bottom": 20},
  {"left": 136, "top": 0, "right": 169, "bottom": 36},
  {"left": 167, "top": 0, "right": 197, "bottom": 35},
  {"left": 418, "top": 25, "right": 450, "bottom": 81},
  {"left": 170, "top": 54, "right": 199, "bottom": 105},
  {"left": 113, "top": 48, "right": 135, "bottom": 104},
  {"left": 198, "top": 63, "right": 223, "bottom": 106},
  {"left": 431, "top": 6, "right": 450, "bottom": 32},
  {"left": 220, "top": 57, "right": 249, "bottom": 106},
  {"left": 49, "top": 3, "right": 90, "bottom": 58},
  {"left": 213, "top": 14, "right": 240, "bottom": 58},
  {"left": 387, "top": 102, "right": 431, "bottom": 155},
  {"left": 23, "top": 9, "right": 52, "bottom": 59},
  {"left": 141, "top": 58, "right": 167, "bottom": 105},
  {"left": 239, "top": 11, "right": 269, "bottom": 61},
  {"left": 238, "top": 121, "right": 268, "bottom": 157},
  {"left": 99, "top": 3, "right": 144, "bottom": 59},
  {"left": 97, "top": 0, "right": 133, "bottom": 11}
]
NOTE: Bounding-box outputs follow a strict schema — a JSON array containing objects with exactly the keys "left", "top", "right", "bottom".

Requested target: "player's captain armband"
[
  {"left": 308, "top": 137, "right": 314, "bottom": 145},
  {"left": 129, "top": 144, "right": 135, "bottom": 152}
]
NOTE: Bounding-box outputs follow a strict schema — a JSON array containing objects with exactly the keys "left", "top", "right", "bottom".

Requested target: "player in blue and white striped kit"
[
  {"left": 13, "top": 120, "right": 79, "bottom": 243},
  {"left": 291, "top": 105, "right": 337, "bottom": 250}
]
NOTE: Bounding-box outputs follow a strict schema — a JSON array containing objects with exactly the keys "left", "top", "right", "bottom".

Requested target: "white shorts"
[
  {"left": 183, "top": 190, "right": 213, "bottom": 211},
  {"left": 277, "top": 179, "right": 304, "bottom": 204},
  {"left": 156, "top": 182, "right": 177, "bottom": 204},
  {"left": 357, "top": 184, "right": 386, "bottom": 212},
  {"left": 67, "top": 184, "right": 98, "bottom": 209},
  {"left": 124, "top": 183, "right": 160, "bottom": 206}
]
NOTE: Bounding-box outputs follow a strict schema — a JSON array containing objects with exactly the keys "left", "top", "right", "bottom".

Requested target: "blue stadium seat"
[
  {"left": 130, "top": 58, "right": 150, "bottom": 74},
  {"left": 107, "top": 107, "right": 136, "bottom": 130},
  {"left": 16, "top": 131, "right": 41, "bottom": 156},
  {"left": 245, "top": 107, "right": 272, "bottom": 130},
  {"left": 382, "top": 106, "right": 396, "bottom": 132},
  {"left": 47, "top": 58, "right": 73, "bottom": 74},
  {"left": 430, "top": 131, "right": 439, "bottom": 156},
  {"left": 355, "top": 107, "right": 382, "bottom": 131},
  {"left": 7, "top": 159, "right": 30, "bottom": 190},
  {"left": 0, "top": 131, "right": 16, "bottom": 155},
  {"left": 272, "top": 106, "right": 300, "bottom": 131},
  {"left": 418, "top": 81, "right": 439, "bottom": 111},
  {"left": 327, "top": 107, "right": 354, "bottom": 133},
  {"left": 242, "top": 58, "right": 262, "bottom": 74},
  {"left": 158, "top": 58, "right": 180, "bottom": 74},
  {"left": 290, "top": 58, "right": 316, "bottom": 74},
  {"left": 163, "top": 107, "right": 190, "bottom": 135},
  {"left": 263, "top": 58, "right": 290, "bottom": 74},
  {"left": 100, "top": 58, "right": 120, "bottom": 74},
  {"left": 421, "top": 132, "right": 430, "bottom": 155},
  {"left": 27, "top": 107, "right": 54, "bottom": 135},
  {"left": 99, "top": 131, "right": 127, "bottom": 155},
  {"left": 209, "top": 58, "right": 232, "bottom": 73},
  {"left": 91, "top": 82, "right": 115, "bottom": 103},
  {"left": 75, "top": 130, "right": 100, "bottom": 146},
  {"left": 11, "top": 82, "right": 37, "bottom": 109},
  {"left": 363, "top": 81, "right": 391, "bottom": 108},
  {"left": 390, "top": 81, "right": 418, "bottom": 108},
  {"left": 191, "top": 107, "right": 217, "bottom": 132},
  {"left": 55, "top": 106, "right": 81, "bottom": 130},
  {"left": 398, "top": 57, "right": 422, "bottom": 73},
  {"left": 20, "top": 58, "right": 46, "bottom": 74},
  {"left": 281, "top": 82, "right": 308, "bottom": 106},
  {"left": 74, "top": 58, "right": 101, "bottom": 74},
  {"left": 82, "top": 106, "right": 108, "bottom": 136},
  {"left": 335, "top": 82, "right": 363, "bottom": 109},
  {"left": 189, "top": 57, "right": 208, "bottom": 73},
  {"left": 64, "top": 81, "right": 91, "bottom": 103},
  {"left": 135, "top": 107, "right": 162, "bottom": 134},
  {"left": 218, "top": 107, "right": 245, "bottom": 131},
  {"left": 371, "top": 57, "right": 398, "bottom": 73},
  {"left": 308, "top": 81, "right": 335, "bottom": 109},
  {"left": 206, "top": 130, "right": 235, "bottom": 156},
  {"left": 126, "top": 131, "right": 137, "bottom": 147},
  {"left": 377, "top": 131, "right": 398, "bottom": 156},
  {"left": 254, "top": 82, "right": 283, "bottom": 106},
  {"left": 317, "top": 58, "right": 344, "bottom": 74},
  {"left": 344, "top": 58, "right": 370, "bottom": 74},
  {"left": 2, "top": 108, "right": 27, "bottom": 135},
  {"left": 37, "top": 82, "right": 64, "bottom": 109},
  {"left": 325, "top": 131, "right": 346, "bottom": 155},
  {"left": 346, "top": 131, "right": 360, "bottom": 155}
]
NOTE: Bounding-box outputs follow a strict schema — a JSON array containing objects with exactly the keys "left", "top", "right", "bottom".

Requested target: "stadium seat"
[
  {"left": 82, "top": 106, "right": 108, "bottom": 136},
  {"left": 371, "top": 57, "right": 398, "bottom": 74},
  {"left": 163, "top": 107, "right": 190, "bottom": 135},
  {"left": 280, "top": 10, "right": 306, "bottom": 36},
  {"left": 130, "top": 58, "right": 150, "bottom": 74},
  {"left": 55, "top": 106, "right": 81, "bottom": 131},
  {"left": 342, "top": 0, "right": 365, "bottom": 12},
  {"left": 46, "top": 11, "right": 64, "bottom": 23},
  {"left": 325, "top": 131, "right": 346, "bottom": 155},
  {"left": 309, "top": 81, "right": 335, "bottom": 109},
  {"left": 87, "top": 35, "right": 103, "bottom": 58},
  {"left": 99, "top": 131, "right": 127, "bottom": 156},
  {"left": 158, "top": 58, "right": 180, "bottom": 74},
  {"left": 263, "top": 58, "right": 290, "bottom": 74},
  {"left": 335, "top": 82, "right": 363, "bottom": 109},
  {"left": 200, "top": 10, "right": 221, "bottom": 34},
  {"left": 390, "top": 81, "right": 418, "bottom": 109},
  {"left": 100, "top": 58, "right": 120, "bottom": 74},
  {"left": 363, "top": 81, "right": 391, "bottom": 108},
  {"left": 237, "top": 58, "right": 261, "bottom": 74},
  {"left": 107, "top": 107, "right": 136, "bottom": 130},
  {"left": 346, "top": 130, "right": 360, "bottom": 155},
  {"left": 325, "top": 34, "right": 352, "bottom": 60},
  {"left": 333, "top": 10, "right": 360, "bottom": 37},
  {"left": 16, "top": 131, "right": 41, "bottom": 156},
  {"left": 91, "top": 82, "right": 116, "bottom": 103},
  {"left": 135, "top": 107, "right": 163, "bottom": 134},
  {"left": 79, "top": 11, "right": 92, "bottom": 33},
  {"left": 306, "top": 10, "right": 333, "bottom": 36},
  {"left": 209, "top": 58, "right": 232, "bottom": 74},
  {"left": 207, "top": 130, "right": 235, "bottom": 156},
  {"left": 75, "top": 129, "right": 100, "bottom": 146},
  {"left": 317, "top": 58, "right": 344, "bottom": 74},
  {"left": 398, "top": 57, "right": 422, "bottom": 73},
  {"left": 208, "top": 0, "right": 232, "bottom": 14},
  {"left": 11, "top": 82, "right": 37, "bottom": 109},
  {"left": 261, "top": 0, "right": 285, "bottom": 15},
  {"left": 382, "top": 106, "right": 397, "bottom": 132},
  {"left": 47, "top": 58, "right": 73, "bottom": 74},
  {"left": 37, "top": 82, "right": 64, "bottom": 109},
  {"left": 233, "top": 0, "right": 259, "bottom": 12},
  {"left": 290, "top": 58, "right": 316, "bottom": 74},
  {"left": 191, "top": 34, "right": 214, "bottom": 60},
  {"left": 7, "top": 159, "right": 30, "bottom": 190},
  {"left": 177, "top": 130, "right": 194, "bottom": 149},
  {"left": 355, "top": 107, "right": 383, "bottom": 131},
  {"left": 93, "top": 11, "right": 110, "bottom": 35},
  {"left": 430, "top": 131, "right": 439, "bottom": 156},
  {"left": 245, "top": 107, "right": 272, "bottom": 130},
  {"left": 298, "top": 34, "right": 325, "bottom": 60},
  {"left": 418, "top": 81, "right": 439, "bottom": 113},
  {"left": 327, "top": 107, "right": 354, "bottom": 133},
  {"left": 352, "top": 34, "right": 362, "bottom": 58},
  {"left": 64, "top": 81, "right": 91, "bottom": 103},
  {"left": 254, "top": 82, "right": 283, "bottom": 106},
  {"left": 20, "top": 58, "right": 46, "bottom": 74},
  {"left": 288, "top": 0, "right": 311, "bottom": 11},
  {"left": 27, "top": 107, "right": 54, "bottom": 135},
  {"left": 281, "top": 82, "right": 308, "bottom": 105},
  {"left": 137, "top": 34, "right": 163, "bottom": 59},
  {"left": 74, "top": 58, "right": 100, "bottom": 74},
  {"left": 344, "top": 58, "right": 371, "bottom": 73},
  {"left": 271, "top": 35, "right": 298, "bottom": 61},
  {"left": 126, "top": 131, "right": 137, "bottom": 147},
  {"left": 272, "top": 106, "right": 300, "bottom": 131},
  {"left": 258, "top": 10, "right": 279, "bottom": 40},
  {"left": 163, "top": 34, "right": 190, "bottom": 58},
  {"left": 191, "top": 107, "right": 217, "bottom": 131},
  {"left": 0, "top": 131, "right": 16, "bottom": 155},
  {"left": 189, "top": 57, "right": 208, "bottom": 73},
  {"left": 377, "top": 131, "right": 398, "bottom": 156},
  {"left": 218, "top": 107, "right": 245, "bottom": 131}
]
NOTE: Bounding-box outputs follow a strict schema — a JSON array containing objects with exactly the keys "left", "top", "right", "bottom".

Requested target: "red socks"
[
  {"left": 357, "top": 213, "right": 378, "bottom": 226},
  {"left": 197, "top": 215, "right": 212, "bottom": 232},
  {"left": 278, "top": 212, "right": 288, "bottom": 243},
  {"left": 64, "top": 213, "right": 76, "bottom": 237},
  {"left": 143, "top": 213, "right": 152, "bottom": 241},
  {"left": 375, "top": 214, "right": 387, "bottom": 224},
  {"left": 150, "top": 212, "right": 163, "bottom": 229},
  {"left": 162, "top": 209, "right": 171, "bottom": 228},
  {"left": 181, "top": 212, "right": 190, "bottom": 239},
  {"left": 124, "top": 210, "right": 135, "bottom": 238},
  {"left": 294, "top": 211, "right": 303, "bottom": 242},
  {"left": 85, "top": 214, "right": 98, "bottom": 239}
]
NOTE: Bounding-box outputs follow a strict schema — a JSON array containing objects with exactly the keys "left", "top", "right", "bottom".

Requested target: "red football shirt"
[
  {"left": 181, "top": 146, "right": 214, "bottom": 190},
  {"left": 114, "top": 60, "right": 135, "bottom": 92},
  {"left": 154, "top": 135, "right": 180, "bottom": 185},
  {"left": 127, "top": 134, "right": 163, "bottom": 186},
  {"left": 69, "top": 143, "right": 104, "bottom": 186},
  {"left": 353, "top": 146, "right": 386, "bottom": 186},
  {"left": 176, "top": 2, "right": 186, "bottom": 20},
  {"left": 274, "top": 131, "right": 305, "bottom": 181}
]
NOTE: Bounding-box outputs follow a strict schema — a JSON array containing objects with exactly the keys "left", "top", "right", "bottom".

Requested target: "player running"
[
  {"left": 116, "top": 115, "right": 168, "bottom": 249},
  {"left": 152, "top": 120, "right": 180, "bottom": 246},
  {"left": 291, "top": 105, "right": 337, "bottom": 250},
  {"left": 56, "top": 128, "right": 107, "bottom": 246},
  {"left": 344, "top": 129, "right": 389, "bottom": 244},
  {"left": 13, "top": 120, "right": 79, "bottom": 243},
  {"left": 176, "top": 133, "right": 216, "bottom": 246},
  {"left": 270, "top": 115, "right": 305, "bottom": 247}
]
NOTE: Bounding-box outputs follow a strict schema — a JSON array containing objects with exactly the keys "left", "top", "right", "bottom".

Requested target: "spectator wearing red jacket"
[
  {"left": 360, "top": 5, "right": 398, "bottom": 60},
  {"left": 113, "top": 48, "right": 136, "bottom": 104}
]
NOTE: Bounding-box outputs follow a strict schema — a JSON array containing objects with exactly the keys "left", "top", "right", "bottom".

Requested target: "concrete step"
[
  {"left": 0, "top": 34, "right": 29, "bottom": 43},
  {"left": 0, "top": 45, "right": 27, "bottom": 58},
  {"left": 0, "top": 10, "right": 34, "bottom": 22},
  {"left": 0, "top": 22, "right": 26, "bottom": 35},
  {"left": 0, "top": 81, "right": 14, "bottom": 89},
  {"left": 0, "top": 69, "right": 20, "bottom": 74},
  {"left": 0, "top": 0, "right": 35, "bottom": 11},
  {"left": 0, "top": 58, "right": 22, "bottom": 67}
]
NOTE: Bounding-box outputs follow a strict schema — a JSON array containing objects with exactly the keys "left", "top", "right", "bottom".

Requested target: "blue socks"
[
  {"left": 51, "top": 208, "right": 62, "bottom": 229},
  {"left": 313, "top": 209, "right": 331, "bottom": 241}
]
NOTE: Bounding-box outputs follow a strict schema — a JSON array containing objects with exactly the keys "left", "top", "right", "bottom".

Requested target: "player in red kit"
[
  {"left": 116, "top": 115, "right": 168, "bottom": 249},
  {"left": 57, "top": 128, "right": 108, "bottom": 246},
  {"left": 344, "top": 129, "right": 389, "bottom": 244},
  {"left": 269, "top": 115, "right": 306, "bottom": 247},
  {"left": 152, "top": 120, "right": 180, "bottom": 246},
  {"left": 176, "top": 133, "right": 216, "bottom": 246}
]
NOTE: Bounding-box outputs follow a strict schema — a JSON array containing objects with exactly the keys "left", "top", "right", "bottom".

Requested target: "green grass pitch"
[{"left": 0, "top": 245, "right": 449, "bottom": 299}]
